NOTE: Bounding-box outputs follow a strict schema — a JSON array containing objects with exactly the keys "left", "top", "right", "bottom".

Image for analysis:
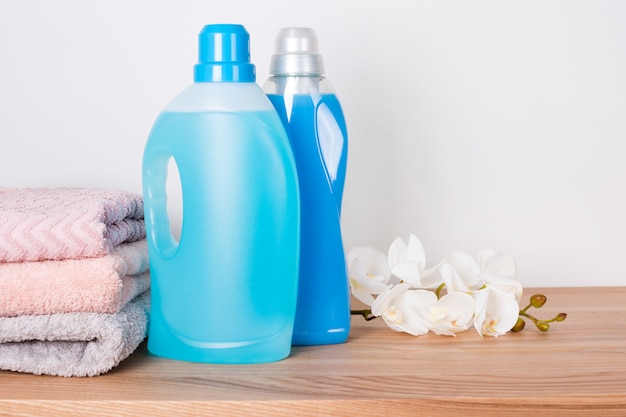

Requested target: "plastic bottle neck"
[{"left": 264, "top": 75, "right": 337, "bottom": 96}]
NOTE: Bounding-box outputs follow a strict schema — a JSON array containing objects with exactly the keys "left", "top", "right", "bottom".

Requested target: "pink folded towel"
[
  {"left": 0, "top": 188, "right": 145, "bottom": 263},
  {"left": 0, "top": 291, "right": 150, "bottom": 377},
  {"left": 0, "top": 240, "right": 150, "bottom": 317}
]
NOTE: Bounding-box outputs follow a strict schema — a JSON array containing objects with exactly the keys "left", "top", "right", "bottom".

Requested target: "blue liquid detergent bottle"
[
  {"left": 263, "top": 28, "right": 349, "bottom": 345},
  {"left": 142, "top": 24, "right": 300, "bottom": 363}
]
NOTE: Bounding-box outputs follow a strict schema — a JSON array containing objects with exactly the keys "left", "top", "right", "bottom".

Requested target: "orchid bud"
[
  {"left": 511, "top": 317, "right": 526, "bottom": 332},
  {"left": 530, "top": 294, "right": 547, "bottom": 308}
]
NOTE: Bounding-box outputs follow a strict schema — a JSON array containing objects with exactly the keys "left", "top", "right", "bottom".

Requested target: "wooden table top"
[{"left": 1, "top": 286, "right": 625, "bottom": 416}]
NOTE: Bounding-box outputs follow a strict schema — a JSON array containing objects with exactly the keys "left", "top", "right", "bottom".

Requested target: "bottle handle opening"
[{"left": 143, "top": 151, "right": 181, "bottom": 258}]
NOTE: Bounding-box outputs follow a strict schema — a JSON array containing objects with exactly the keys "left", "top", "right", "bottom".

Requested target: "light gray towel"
[{"left": 0, "top": 291, "right": 150, "bottom": 377}]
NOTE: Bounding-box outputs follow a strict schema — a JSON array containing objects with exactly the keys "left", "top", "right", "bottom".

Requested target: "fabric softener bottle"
[
  {"left": 263, "top": 27, "right": 349, "bottom": 345},
  {"left": 142, "top": 24, "right": 300, "bottom": 363}
]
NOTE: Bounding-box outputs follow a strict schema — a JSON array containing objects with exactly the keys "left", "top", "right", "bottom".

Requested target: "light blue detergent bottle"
[
  {"left": 142, "top": 24, "right": 300, "bottom": 363},
  {"left": 263, "top": 28, "right": 349, "bottom": 345}
]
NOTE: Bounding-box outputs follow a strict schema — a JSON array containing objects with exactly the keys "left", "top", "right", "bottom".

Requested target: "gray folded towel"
[{"left": 0, "top": 291, "right": 150, "bottom": 377}]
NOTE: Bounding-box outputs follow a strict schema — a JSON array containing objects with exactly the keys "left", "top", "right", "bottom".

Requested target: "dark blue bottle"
[{"left": 264, "top": 28, "right": 349, "bottom": 345}]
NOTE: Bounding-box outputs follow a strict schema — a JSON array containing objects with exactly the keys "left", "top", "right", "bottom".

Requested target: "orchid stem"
[
  {"left": 519, "top": 310, "right": 538, "bottom": 324},
  {"left": 520, "top": 302, "right": 533, "bottom": 315},
  {"left": 351, "top": 309, "right": 378, "bottom": 321}
]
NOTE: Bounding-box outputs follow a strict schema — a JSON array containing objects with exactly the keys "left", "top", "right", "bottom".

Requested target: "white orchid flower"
[
  {"left": 406, "top": 290, "right": 475, "bottom": 336},
  {"left": 473, "top": 286, "right": 520, "bottom": 337},
  {"left": 478, "top": 250, "right": 522, "bottom": 301},
  {"left": 371, "top": 282, "right": 475, "bottom": 336},
  {"left": 478, "top": 250, "right": 516, "bottom": 278},
  {"left": 348, "top": 235, "right": 528, "bottom": 339},
  {"left": 347, "top": 246, "right": 392, "bottom": 306},
  {"left": 440, "top": 250, "right": 484, "bottom": 293},
  {"left": 441, "top": 249, "right": 522, "bottom": 300},
  {"left": 387, "top": 234, "right": 441, "bottom": 289},
  {"left": 371, "top": 283, "right": 430, "bottom": 336}
]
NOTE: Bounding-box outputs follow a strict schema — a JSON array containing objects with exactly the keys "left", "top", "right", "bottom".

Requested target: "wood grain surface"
[{"left": 1, "top": 287, "right": 625, "bottom": 416}]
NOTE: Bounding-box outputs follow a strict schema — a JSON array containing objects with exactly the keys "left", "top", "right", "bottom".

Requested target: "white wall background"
[{"left": 1, "top": 1, "right": 624, "bottom": 287}]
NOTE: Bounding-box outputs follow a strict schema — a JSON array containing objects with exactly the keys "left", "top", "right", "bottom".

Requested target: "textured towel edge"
[{"left": 0, "top": 291, "right": 150, "bottom": 377}]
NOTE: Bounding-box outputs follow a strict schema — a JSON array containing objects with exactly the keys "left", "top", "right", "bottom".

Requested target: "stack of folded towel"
[{"left": 0, "top": 188, "right": 150, "bottom": 377}]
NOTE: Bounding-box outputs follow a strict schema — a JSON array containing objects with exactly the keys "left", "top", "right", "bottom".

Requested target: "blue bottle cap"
[{"left": 194, "top": 24, "right": 256, "bottom": 82}]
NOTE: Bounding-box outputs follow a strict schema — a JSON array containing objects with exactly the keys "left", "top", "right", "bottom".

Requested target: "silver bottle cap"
[{"left": 269, "top": 27, "right": 325, "bottom": 76}]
